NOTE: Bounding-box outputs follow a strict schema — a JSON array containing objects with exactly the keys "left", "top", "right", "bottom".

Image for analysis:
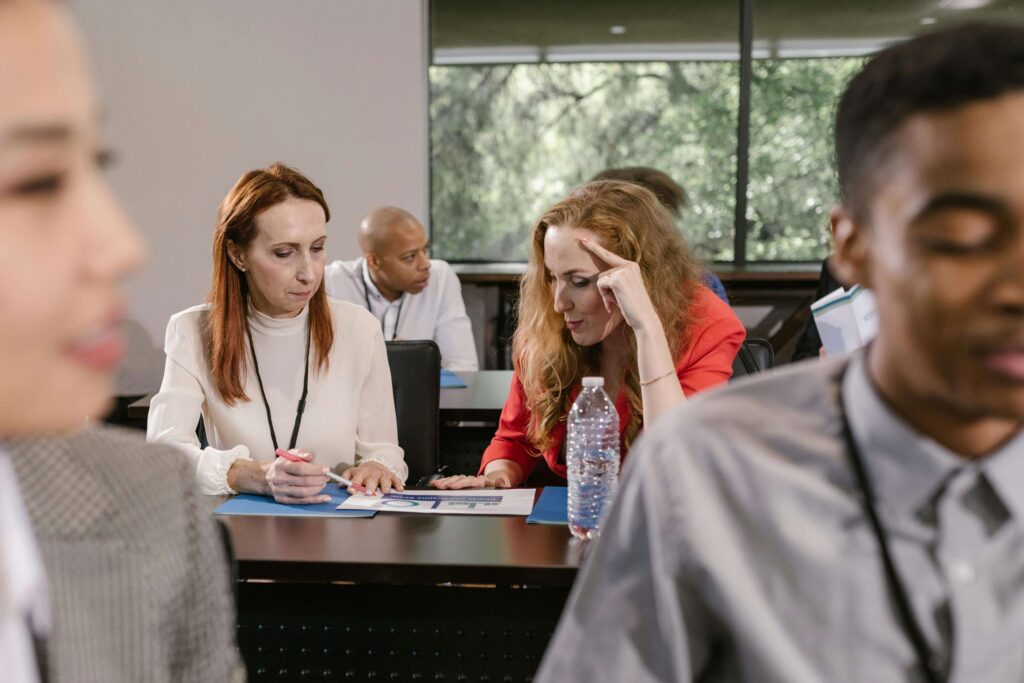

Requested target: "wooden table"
[
  {"left": 222, "top": 490, "right": 579, "bottom": 681},
  {"left": 222, "top": 495, "right": 576, "bottom": 587}
]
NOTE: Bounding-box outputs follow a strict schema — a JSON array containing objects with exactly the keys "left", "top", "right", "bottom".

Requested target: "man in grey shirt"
[{"left": 538, "top": 23, "right": 1024, "bottom": 683}]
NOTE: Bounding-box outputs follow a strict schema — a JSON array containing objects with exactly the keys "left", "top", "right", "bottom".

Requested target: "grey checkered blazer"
[{"left": 8, "top": 425, "right": 245, "bottom": 683}]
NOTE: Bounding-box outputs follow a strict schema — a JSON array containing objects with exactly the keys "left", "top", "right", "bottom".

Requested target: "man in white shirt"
[{"left": 325, "top": 206, "right": 479, "bottom": 371}]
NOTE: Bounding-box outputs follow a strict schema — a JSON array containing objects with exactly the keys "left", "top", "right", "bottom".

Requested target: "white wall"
[{"left": 70, "top": 0, "right": 429, "bottom": 393}]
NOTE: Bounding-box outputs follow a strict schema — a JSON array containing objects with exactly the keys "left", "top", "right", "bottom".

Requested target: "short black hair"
[
  {"left": 836, "top": 22, "right": 1024, "bottom": 220},
  {"left": 590, "top": 166, "right": 688, "bottom": 216}
]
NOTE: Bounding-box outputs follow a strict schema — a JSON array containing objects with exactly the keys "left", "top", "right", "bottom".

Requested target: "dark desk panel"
[
  {"left": 223, "top": 494, "right": 579, "bottom": 682},
  {"left": 223, "top": 502, "right": 579, "bottom": 588},
  {"left": 237, "top": 582, "right": 567, "bottom": 682}
]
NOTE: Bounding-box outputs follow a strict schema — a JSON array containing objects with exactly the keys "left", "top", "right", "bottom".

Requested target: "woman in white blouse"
[{"left": 148, "top": 163, "right": 406, "bottom": 502}]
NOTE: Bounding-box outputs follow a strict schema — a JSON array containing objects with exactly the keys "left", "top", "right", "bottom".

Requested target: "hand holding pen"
[
  {"left": 274, "top": 449, "right": 372, "bottom": 496},
  {"left": 260, "top": 448, "right": 332, "bottom": 504}
]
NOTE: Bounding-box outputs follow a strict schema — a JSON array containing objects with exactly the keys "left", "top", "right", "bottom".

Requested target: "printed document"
[{"left": 338, "top": 488, "right": 536, "bottom": 516}]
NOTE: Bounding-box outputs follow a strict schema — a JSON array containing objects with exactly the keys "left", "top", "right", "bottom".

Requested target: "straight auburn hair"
[{"left": 204, "top": 163, "right": 334, "bottom": 404}]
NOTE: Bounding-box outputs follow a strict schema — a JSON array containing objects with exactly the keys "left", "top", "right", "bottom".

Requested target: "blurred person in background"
[{"left": 0, "top": 1, "right": 242, "bottom": 680}]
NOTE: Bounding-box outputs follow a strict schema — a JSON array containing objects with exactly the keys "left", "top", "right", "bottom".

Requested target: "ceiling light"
[
  {"left": 609, "top": 26, "right": 627, "bottom": 35},
  {"left": 920, "top": 16, "right": 938, "bottom": 25},
  {"left": 938, "top": 0, "right": 993, "bottom": 9}
]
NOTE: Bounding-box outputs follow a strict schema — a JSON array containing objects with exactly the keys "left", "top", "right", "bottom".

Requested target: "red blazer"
[{"left": 478, "top": 285, "right": 745, "bottom": 481}]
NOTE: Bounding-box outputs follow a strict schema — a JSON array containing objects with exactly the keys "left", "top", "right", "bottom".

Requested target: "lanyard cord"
[
  {"left": 246, "top": 319, "right": 311, "bottom": 452},
  {"left": 837, "top": 367, "right": 943, "bottom": 683},
  {"left": 362, "top": 260, "right": 404, "bottom": 341}
]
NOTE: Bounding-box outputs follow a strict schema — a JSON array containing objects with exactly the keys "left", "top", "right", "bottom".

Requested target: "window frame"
[{"left": 426, "top": 0, "right": 836, "bottom": 267}]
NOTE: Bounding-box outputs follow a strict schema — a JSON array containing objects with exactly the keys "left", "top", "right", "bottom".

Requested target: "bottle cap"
[{"left": 581, "top": 376, "right": 604, "bottom": 387}]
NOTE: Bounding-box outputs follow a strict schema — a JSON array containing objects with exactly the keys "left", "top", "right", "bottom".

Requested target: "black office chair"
[
  {"left": 386, "top": 340, "right": 441, "bottom": 484},
  {"left": 731, "top": 338, "right": 775, "bottom": 379}
]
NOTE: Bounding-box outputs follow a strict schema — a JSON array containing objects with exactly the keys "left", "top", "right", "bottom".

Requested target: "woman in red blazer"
[{"left": 432, "top": 180, "right": 745, "bottom": 489}]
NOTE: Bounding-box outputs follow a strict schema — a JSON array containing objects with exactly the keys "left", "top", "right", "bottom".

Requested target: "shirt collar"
[
  {"left": 843, "top": 350, "right": 1024, "bottom": 522},
  {"left": 361, "top": 258, "right": 404, "bottom": 306},
  {"left": 843, "top": 350, "right": 961, "bottom": 519},
  {"left": 246, "top": 301, "right": 309, "bottom": 336},
  {"left": 979, "top": 428, "right": 1024, "bottom": 523}
]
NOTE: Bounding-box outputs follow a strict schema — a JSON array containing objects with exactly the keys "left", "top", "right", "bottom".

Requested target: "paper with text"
[{"left": 337, "top": 489, "right": 536, "bottom": 516}]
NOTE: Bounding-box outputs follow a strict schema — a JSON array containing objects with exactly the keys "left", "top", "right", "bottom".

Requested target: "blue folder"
[
  {"left": 440, "top": 368, "right": 468, "bottom": 388},
  {"left": 526, "top": 487, "right": 568, "bottom": 525},
  {"left": 213, "top": 491, "right": 377, "bottom": 518}
]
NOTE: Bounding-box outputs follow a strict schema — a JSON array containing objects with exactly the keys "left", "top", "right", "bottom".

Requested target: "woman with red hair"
[
  {"left": 433, "top": 180, "right": 744, "bottom": 489},
  {"left": 148, "top": 163, "right": 406, "bottom": 502}
]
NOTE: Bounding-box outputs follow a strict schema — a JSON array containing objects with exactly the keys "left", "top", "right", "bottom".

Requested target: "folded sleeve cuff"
[
  {"left": 195, "top": 445, "right": 252, "bottom": 496},
  {"left": 355, "top": 443, "right": 409, "bottom": 483}
]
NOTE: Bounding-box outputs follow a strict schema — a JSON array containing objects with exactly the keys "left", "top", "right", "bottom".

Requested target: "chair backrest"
[
  {"left": 731, "top": 338, "right": 774, "bottom": 379},
  {"left": 386, "top": 340, "right": 441, "bottom": 483}
]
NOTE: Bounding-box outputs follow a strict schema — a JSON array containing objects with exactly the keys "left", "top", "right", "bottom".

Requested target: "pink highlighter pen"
[{"left": 274, "top": 448, "right": 370, "bottom": 494}]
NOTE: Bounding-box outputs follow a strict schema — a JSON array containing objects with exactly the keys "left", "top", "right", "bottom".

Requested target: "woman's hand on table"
[
  {"left": 264, "top": 449, "right": 331, "bottom": 504},
  {"left": 430, "top": 471, "right": 513, "bottom": 490},
  {"left": 340, "top": 461, "right": 404, "bottom": 495}
]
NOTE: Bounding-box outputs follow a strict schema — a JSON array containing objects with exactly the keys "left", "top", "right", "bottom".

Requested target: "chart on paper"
[{"left": 337, "top": 489, "right": 536, "bottom": 516}]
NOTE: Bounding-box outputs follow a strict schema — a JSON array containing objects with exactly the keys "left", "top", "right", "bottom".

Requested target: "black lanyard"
[
  {"left": 362, "top": 260, "right": 404, "bottom": 341},
  {"left": 246, "top": 319, "right": 311, "bottom": 452},
  {"left": 837, "top": 366, "right": 944, "bottom": 683}
]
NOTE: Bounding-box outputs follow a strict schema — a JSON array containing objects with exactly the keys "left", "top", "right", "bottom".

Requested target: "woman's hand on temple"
[
  {"left": 341, "top": 461, "right": 405, "bottom": 495},
  {"left": 578, "top": 236, "right": 661, "bottom": 333}
]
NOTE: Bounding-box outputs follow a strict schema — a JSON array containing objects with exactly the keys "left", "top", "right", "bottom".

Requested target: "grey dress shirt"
[{"left": 536, "top": 352, "right": 1024, "bottom": 683}]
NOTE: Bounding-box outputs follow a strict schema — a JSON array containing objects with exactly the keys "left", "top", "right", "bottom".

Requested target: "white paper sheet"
[{"left": 337, "top": 489, "right": 537, "bottom": 516}]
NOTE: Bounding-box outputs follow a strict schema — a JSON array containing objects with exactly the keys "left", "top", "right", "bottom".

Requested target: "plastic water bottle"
[{"left": 566, "top": 376, "right": 620, "bottom": 540}]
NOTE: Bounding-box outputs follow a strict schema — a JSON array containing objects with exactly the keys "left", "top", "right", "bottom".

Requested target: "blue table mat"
[
  {"left": 526, "top": 487, "right": 568, "bottom": 525},
  {"left": 440, "top": 368, "right": 468, "bottom": 388},
  {"left": 213, "top": 491, "right": 376, "bottom": 518}
]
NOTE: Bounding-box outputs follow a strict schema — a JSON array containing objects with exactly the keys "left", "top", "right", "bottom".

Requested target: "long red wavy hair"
[
  {"left": 204, "top": 163, "right": 334, "bottom": 404},
  {"left": 514, "top": 180, "right": 702, "bottom": 453}
]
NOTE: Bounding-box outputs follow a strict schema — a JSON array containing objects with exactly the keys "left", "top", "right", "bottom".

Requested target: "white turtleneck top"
[{"left": 147, "top": 297, "right": 406, "bottom": 495}]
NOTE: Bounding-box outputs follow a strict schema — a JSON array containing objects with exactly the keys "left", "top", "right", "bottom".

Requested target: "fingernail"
[{"left": 321, "top": 497, "right": 330, "bottom": 503}]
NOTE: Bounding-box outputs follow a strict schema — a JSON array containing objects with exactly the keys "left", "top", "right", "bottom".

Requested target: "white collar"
[
  {"left": 246, "top": 301, "right": 309, "bottom": 336},
  {"left": 361, "top": 258, "right": 404, "bottom": 306}
]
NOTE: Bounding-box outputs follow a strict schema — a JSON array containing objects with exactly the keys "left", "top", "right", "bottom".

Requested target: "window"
[
  {"left": 746, "top": 56, "right": 864, "bottom": 261},
  {"left": 430, "top": 0, "right": 1024, "bottom": 264},
  {"left": 431, "top": 60, "right": 739, "bottom": 261}
]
